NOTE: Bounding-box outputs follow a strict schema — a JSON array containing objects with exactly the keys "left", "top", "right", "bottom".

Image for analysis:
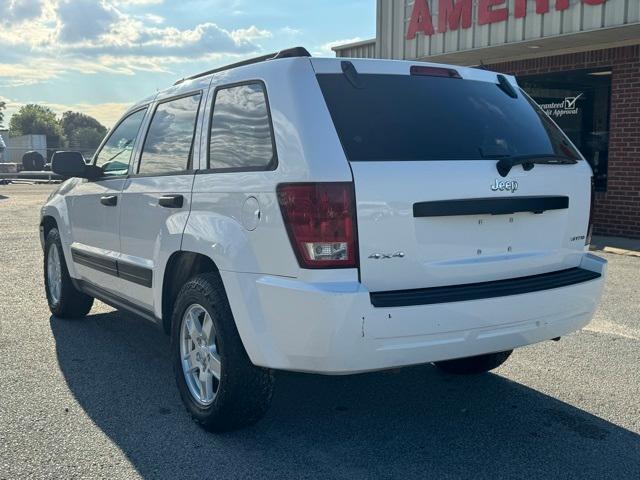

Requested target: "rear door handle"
[
  {"left": 100, "top": 195, "right": 118, "bottom": 206},
  {"left": 158, "top": 194, "right": 184, "bottom": 209}
]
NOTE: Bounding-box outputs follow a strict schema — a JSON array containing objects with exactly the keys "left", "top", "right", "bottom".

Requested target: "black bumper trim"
[{"left": 370, "top": 267, "right": 601, "bottom": 308}]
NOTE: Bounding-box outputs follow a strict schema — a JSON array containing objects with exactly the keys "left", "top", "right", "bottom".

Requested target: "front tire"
[
  {"left": 171, "top": 273, "right": 274, "bottom": 432},
  {"left": 434, "top": 350, "right": 513, "bottom": 375},
  {"left": 44, "top": 228, "right": 94, "bottom": 318}
]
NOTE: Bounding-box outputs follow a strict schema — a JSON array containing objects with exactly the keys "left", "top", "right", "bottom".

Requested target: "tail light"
[
  {"left": 277, "top": 182, "right": 358, "bottom": 269},
  {"left": 586, "top": 176, "right": 595, "bottom": 246}
]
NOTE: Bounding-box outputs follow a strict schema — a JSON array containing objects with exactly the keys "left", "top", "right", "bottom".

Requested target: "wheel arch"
[
  {"left": 41, "top": 215, "right": 58, "bottom": 248},
  {"left": 161, "top": 251, "right": 220, "bottom": 335},
  {"left": 41, "top": 215, "right": 58, "bottom": 236},
  {"left": 40, "top": 182, "right": 79, "bottom": 272}
]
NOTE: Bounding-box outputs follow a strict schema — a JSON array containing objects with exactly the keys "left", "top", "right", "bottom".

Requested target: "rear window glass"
[{"left": 316, "top": 73, "right": 580, "bottom": 162}]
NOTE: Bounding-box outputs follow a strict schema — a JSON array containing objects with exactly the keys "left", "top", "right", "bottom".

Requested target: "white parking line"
[{"left": 585, "top": 320, "right": 640, "bottom": 340}]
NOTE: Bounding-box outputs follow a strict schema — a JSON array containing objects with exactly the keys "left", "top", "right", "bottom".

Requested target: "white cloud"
[
  {"left": 141, "top": 13, "right": 164, "bottom": 24},
  {"left": 0, "top": 0, "right": 272, "bottom": 85},
  {"left": 114, "top": 0, "right": 163, "bottom": 4},
  {"left": 1, "top": 0, "right": 46, "bottom": 24},
  {"left": 57, "top": 0, "right": 119, "bottom": 42},
  {"left": 0, "top": 0, "right": 57, "bottom": 47},
  {"left": 314, "top": 37, "right": 363, "bottom": 56},
  {"left": 0, "top": 54, "right": 144, "bottom": 86},
  {"left": 54, "top": 101, "right": 131, "bottom": 127},
  {"left": 230, "top": 25, "right": 272, "bottom": 43},
  {"left": 280, "top": 26, "right": 301, "bottom": 36},
  {"left": 1, "top": 95, "right": 130, "bottom": 128}
]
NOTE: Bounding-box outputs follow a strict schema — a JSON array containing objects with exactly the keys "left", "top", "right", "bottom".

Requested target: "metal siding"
[
  {"left": 335, "top": 0, "right": 639, "bottom": 60},
  {"left": 509, "top": 0, "right": 526, "bottom": 43},
  {"left": 491, "top": 12, "right": 508, "bottom": 45},
  {"left": 604, "top": 0, "right": 626, "bottom": 26},
  {"left": 381, "top": 0, "right": 394, "bottom": 58},
  {"left": 459, "top": 4, "right": 475, "bottom": 50},
  {"left": 335, "top": 40, "right": 378, "bottom": 58},
  {"left": 583, "top": 0, "right": 605, "bottom": 30},
  {"left": 405, "top": 1, "right": 418, "bottom": 57},
  {"left": 543, "top": 2, "right": 564, "bottom": 38},
  {"left": 524, "top": 0, "right": 544, "bottom": 40},
  {"left": 442, "top": 0, "right": 461, "bottom": 53},
  {"left": 630, "top": 0, "right": 640, "bottom": 23},
  {"left": 397, "top": 0, "right": 409, "bottom": 58},
  {"left": 562, "top": 0, "right": 583, "bottom": 35},
  {"left": 475, "top": 11, "right": 491, "bottom": 49},
  {"left": 431, "top": 0, "right": 444, "bottom": 54}
]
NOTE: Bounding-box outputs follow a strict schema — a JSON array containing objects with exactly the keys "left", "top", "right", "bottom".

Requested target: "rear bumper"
[{"left": 221, "top": 253, "right": 606, "bottom": 374}]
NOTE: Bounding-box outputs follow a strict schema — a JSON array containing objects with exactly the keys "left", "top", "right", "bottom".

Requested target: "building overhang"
[{"left": 422, "top": 24, "right": 640, "bottom": 66}]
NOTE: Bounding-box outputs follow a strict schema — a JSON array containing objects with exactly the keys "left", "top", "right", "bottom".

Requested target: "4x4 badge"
[
  {"left": 368, "top": 252, "right": 405, "bottom": 260},
  {"left": 491, "top": 179, "right": 518, "bottom": 193}
]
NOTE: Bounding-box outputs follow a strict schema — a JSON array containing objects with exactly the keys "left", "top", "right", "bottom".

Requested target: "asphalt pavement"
[{"left": 1, "top": 184, "right": 639, "bottom": 480}]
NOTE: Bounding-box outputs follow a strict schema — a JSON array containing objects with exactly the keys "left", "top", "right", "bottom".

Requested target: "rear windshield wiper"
[{"left": 495, "top": 154, "right": 578, "bottom": 177}]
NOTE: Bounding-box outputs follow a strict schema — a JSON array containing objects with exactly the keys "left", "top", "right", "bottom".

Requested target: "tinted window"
[
  {"left": 209, "top": 83, "right": 275, "bottom": 170},
  {"left": 138, "top": 93, "right": 202, "bottom": 175},
  {"left": 520, "top": 68, "right": 610, "bottom": 191},
  {"left": 316, "top": 74, "right": 581, "bottom": 162},
  {"left": 95, "top": 108, "right": 147, "bottom": 176}
]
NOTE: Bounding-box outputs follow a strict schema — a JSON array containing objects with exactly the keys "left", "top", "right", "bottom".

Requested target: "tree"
[
  {"left": 0, "top": 100, "right": 6, "bottom": 128},
  {"left": 9, "top": 104, "right": 67, "bottom": 157},
  {"left": 69, "top": 126, "right": 105, "bottom": 151},
  {"left": 60, "top": 111, "right": 107, "bottom": 150}
]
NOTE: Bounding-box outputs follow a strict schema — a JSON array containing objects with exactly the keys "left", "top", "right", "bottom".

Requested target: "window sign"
[
  {"left": 521, "top": 69, "right": 611, "bottom": 191},
  {"left": 537, "top": 93, "right": 585, "bottom": 120}
]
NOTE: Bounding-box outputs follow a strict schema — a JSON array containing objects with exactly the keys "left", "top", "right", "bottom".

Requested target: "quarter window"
[
  {"left": 208, "top": 83, "right": 275, "bottom": 170},
  {"left": 138, "top": 93, "right": 202, "bottom": 175},
  {"left": 95, "top": 108, "right": 147, "bottom": 176}
]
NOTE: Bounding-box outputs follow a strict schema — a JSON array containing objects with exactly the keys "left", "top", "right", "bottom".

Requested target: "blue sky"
[{"left": 0, "top": 0, "right": 375, "bottom": 127}]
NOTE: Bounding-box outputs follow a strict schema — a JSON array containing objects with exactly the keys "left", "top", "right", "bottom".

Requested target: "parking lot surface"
[{"left": 1, "top": 184, "right": 639, "bottom": 479}]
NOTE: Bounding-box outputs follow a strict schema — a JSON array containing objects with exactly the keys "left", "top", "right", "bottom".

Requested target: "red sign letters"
[{"left": 407, "top": 0, "right": 608, "bottom": 40}]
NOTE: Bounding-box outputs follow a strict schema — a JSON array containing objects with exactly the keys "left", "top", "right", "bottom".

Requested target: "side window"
[
  {"left": 94, "top": 108, "right": 147, "bottom": 176},
  {"left": 209, "top": 83, "right": 275, "bottom": 170},
  {"left": 138, "top": 93, "right": 202, "bottom": 175}
]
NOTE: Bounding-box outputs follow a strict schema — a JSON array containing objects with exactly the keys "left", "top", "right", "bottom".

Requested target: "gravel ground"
[{"left": 1, "top": 184, "right": 639, "bottom": 480}]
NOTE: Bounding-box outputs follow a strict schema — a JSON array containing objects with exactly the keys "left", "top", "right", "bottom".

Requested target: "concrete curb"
[
  {"left": 590, "top": 235, "right": 640, "bottom": 258},
  {"left": 590, "top": 245, "right": 640, "bottom": 258}
]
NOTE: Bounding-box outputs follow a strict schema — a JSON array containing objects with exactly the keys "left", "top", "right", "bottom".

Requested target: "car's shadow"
[{"left": 51, "top": 311, "right": 640, "bottom": 480}]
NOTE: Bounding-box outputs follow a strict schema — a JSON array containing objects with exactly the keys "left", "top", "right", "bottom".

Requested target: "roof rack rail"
[{"left": 174, "top": 46, "right": 311, "bottom": 86}]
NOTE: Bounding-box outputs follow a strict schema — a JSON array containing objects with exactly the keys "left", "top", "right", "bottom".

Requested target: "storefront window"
[{"left": 519, "top": 68, "right": 612, "bottom": 191}]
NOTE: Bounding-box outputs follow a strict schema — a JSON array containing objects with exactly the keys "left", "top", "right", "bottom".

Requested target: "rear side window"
[
  {"left": 316, "top": 73, "right": 581, "bottom": 162},
  {"left": 208, "top": 83, "right": 275, "bottom": 171},
  {"left": 138, "top": 93, "right": 202, "bottom": 175}
]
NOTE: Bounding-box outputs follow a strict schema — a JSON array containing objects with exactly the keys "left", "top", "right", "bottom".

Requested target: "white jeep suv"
[{"left": 41, "top": 47, "right": 607, "bottom": 431}]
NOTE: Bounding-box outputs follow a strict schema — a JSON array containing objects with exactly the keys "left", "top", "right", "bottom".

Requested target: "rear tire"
[
  {"left": 44, "top": 228, "right": 94, "bottom": 318},
  {"left": 434, "top": 350, "right": 512, "bottom": 375},
  {"left": 171, "top": 272, "right": 274, "bottom": 432}
]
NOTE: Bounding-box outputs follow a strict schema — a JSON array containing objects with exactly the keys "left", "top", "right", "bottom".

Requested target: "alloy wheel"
[
  {"left": 179, "top": 304, "right": 221, "bottom": 406},
  {"left": 47, "top": 244, "right": 62, "bottom": 305}
]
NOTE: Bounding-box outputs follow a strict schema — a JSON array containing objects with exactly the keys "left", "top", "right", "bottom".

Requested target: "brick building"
[{"left": 335, "top": 0, "right": 640, "bottom": 238}]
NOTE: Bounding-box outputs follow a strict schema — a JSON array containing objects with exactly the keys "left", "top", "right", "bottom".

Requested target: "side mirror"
[{"left": 51, "top": 151, "right": 100, "bottom": 180}]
